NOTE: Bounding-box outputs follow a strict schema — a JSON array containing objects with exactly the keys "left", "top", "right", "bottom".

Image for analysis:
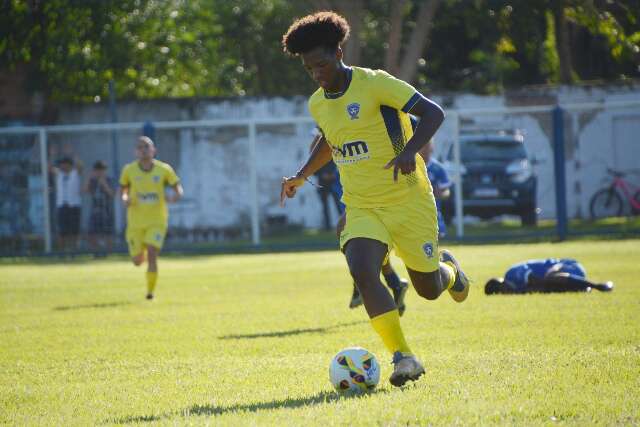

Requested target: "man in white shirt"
[{"left": 54, "top": 157, "right": 82, "bottom": 251}]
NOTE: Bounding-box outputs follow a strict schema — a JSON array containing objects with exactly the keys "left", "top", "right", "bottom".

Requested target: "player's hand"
[
  {"left": 280, "top": 174, "right": 305, "bottom": 207},
  {"left": 166, "top": 193, "right": 179, "bottom": 203},
  {"left": 384, "top": 147, "right": 418, "bottom": 182},
  {"left": 122, "top": 194, "right": 131, "bottom": 207}
]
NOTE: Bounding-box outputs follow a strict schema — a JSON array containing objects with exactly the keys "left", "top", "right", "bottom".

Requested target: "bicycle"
[{"left": 589, "top": 168, "right": 640, "bottom": 219}]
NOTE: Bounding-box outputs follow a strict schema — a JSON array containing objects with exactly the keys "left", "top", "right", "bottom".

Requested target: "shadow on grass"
[
  {"left": 218, "top": 320, "right": 368, "bottom": 340},
  {"left": 53, "top": 301, "right": 132, "bottom": 311},
  {"left": 110, "top": 388, "right": 389, "bottom": 424}
]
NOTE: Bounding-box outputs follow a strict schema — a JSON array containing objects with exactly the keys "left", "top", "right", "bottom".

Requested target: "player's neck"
[
  {"left": 325, "top": 63, "right": 350, "bottom": 95},
  {"left": 138, "top": 159, "right": 154, "bottom": 171}
]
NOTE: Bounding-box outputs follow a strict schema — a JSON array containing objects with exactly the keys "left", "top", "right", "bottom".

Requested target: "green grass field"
[{"left": 1, "top": 240, "right": 639, "bottom": 426}]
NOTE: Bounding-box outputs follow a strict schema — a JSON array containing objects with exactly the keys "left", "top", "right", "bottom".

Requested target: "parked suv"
[{"left": 442, "top": 132, "right": 538, "bottom": 226}]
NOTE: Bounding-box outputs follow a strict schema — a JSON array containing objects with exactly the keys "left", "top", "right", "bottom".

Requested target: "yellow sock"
[
  {"left": 441, "top": 262, "right": 456, "bottom": 290},
  {"left": 146, "top": 271, "right": 158, "bottom": 294},
  {"left": 370, "top": 309, "right": 412, "bottom": 355}
]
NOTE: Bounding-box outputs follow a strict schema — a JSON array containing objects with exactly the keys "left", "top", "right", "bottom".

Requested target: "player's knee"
[
  {"left": 414, "top": 284, "right": 441, "bottom": 300},
  {"left": 413, "top": 276, "right": 442, "bottom": 300},
  {"left": 132, "top": 255, "right": 144, "bottom": 266}
]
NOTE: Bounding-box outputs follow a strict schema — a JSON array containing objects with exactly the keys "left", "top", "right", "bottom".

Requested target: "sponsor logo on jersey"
[
  {"left": 332, "top": 140, "right": 370, "bottom": 164},
  {"left": 136, "top": 192, "right": 160, "bottom": 203},
  {"left": 346, "top": 103, "right": 360, "bottom": 120}
]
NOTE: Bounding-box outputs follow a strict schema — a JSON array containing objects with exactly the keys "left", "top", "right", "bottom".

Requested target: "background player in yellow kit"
[
  {"left": 280, "top": 11, "right": 470, "bottom": 387},
  {"left": 120, "top": 136, "right": 183, "bottom": 300}
]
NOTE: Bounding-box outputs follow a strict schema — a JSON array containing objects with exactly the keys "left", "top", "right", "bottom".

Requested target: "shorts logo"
[
  {"left": 422, "top": 242, "right": 434, "bottom": 258},
  {"left": 346, "top": 103, "right": 360, "bottom": 120},
  {"left": 155, "top": 233, "right": 161, "bottom": 241}
]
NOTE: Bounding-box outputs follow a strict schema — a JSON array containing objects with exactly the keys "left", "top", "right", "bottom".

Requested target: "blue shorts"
[{"left": 546, "top": 261, "right": 586, "bottom": 279}]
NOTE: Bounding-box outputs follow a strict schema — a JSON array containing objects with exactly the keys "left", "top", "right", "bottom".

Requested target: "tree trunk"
[
  {"left": 336, "top": 0, "right": 364, "bottom": 65},
  {"left": 553, "top": 1, "right": 574, "bottom": 84},
  {"left": 384, "top": 0, "right": 407, "bottom": 76},
  {"left": 397, "top": 0, "right": 441, "bottom": 84}
]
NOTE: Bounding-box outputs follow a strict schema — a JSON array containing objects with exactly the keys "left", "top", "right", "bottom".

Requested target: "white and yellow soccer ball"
[{"left": 329, "top": 347, "right": 380, "bottom": 392}]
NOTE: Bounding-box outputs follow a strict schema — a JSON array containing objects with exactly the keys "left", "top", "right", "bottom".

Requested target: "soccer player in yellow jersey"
[
  {"left": 119, "top": 136, "right": 183, "bottom": 300},
  {"left": 280, "top": 11, "right": 470, "bottom": 387}
]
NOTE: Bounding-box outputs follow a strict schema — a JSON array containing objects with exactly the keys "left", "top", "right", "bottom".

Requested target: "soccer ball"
[{"left": 329, "top": 347, "right": 380, "bottom": 392}]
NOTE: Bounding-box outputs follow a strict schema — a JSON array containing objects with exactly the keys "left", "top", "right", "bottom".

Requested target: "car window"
[{"left": 454, "top": 140, "right": 527, "bottom": 162}]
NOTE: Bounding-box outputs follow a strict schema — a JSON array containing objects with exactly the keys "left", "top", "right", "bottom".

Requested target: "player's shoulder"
[
  {"left": 155, "top": 160, "right": 180, "bottom": 180},
  {"left": 308, "top": 88, "right": 324, "bottom": 108},
  {"left": 122, "top": 161, "right": 138, "bottom": 174},
  {"left": 153, "top": 159, "right": 174, "bottom": 171},
  {"left": 353, "top": 66, "right": 394, "bottom": 82}
]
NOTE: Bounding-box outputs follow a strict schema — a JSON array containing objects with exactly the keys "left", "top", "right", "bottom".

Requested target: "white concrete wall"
[{"left": 54, "top": 84, "right": 640, "bottom": 232}]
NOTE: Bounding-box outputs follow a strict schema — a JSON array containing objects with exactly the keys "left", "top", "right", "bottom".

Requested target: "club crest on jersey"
[
  {"left": 152, "top": 175, "right": 160, "bottom": 183},
  {"left": 346, "top": 103, "right": 360, "bottom": 120},
  {"left": 422, "top": 242, "right": 434, "bottom": 258}
]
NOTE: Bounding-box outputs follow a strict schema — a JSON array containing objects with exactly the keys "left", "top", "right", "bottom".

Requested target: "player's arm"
[
  {"left": 167, "top": 182, "right": 183, "bottom": 203},
  {"left": 435, "top": 170, "right": 452, "bottom": 200},
  {"left": 385, "top": 96, "right": 445, "bottom": 181},
  {"left": 280, "top": 134, "right": 332, "bottom": 207}
]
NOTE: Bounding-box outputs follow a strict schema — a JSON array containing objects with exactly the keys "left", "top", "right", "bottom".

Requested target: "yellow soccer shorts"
[
  {"left": 125, "top": 225, "right": 167, "bottom": 257},
  {"left": 339, "top": 190, "right": 440, "bottom": 273}
]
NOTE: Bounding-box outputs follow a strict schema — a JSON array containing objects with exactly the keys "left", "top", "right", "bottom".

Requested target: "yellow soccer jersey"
[
  {"left": 309, "top": 66, "right": 431, "bottom": 208},
  {"left": 119, "top": 160, "right": 180, "bottom": 228}
]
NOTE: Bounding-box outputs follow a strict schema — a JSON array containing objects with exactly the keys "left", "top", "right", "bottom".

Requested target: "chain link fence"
[{"left": 1, "top": 100, "right": 638, "bottom": 256}]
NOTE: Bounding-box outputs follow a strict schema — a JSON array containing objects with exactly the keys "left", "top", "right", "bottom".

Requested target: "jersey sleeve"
[
  {"left": 119, "top": 165, "right": 130, "bottom": 187},
  {"left": 164, "top": 164, "right": 180, "bottom": 186},
  {"left": 371, "top": 70, "right": 423, "bottom": 113}
]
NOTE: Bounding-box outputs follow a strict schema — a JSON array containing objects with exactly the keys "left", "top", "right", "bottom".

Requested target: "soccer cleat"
[
  {"left": 389, "top": 351, "right": 425, "bottom": 387},
  {"left": 349, "top": 284, "right": 363, "bottom": 309},
  {"left": 392, "top": 278, "right": 409, "bottom": 316},
  {"left": 440, "top": 249, "right": 470, "bottom": 303},
  {"left": 146, "top": 293, "right": 154, "bottom": 300},
  {"left": 593, "top": 281, "right": 614, "bottom": 292}
]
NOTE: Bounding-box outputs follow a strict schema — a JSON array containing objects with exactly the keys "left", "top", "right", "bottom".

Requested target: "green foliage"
[
  {"left": 0, "top": 0, "right": 638, "bottom": 101},
  {"left": 541, "top": 10, "right": 560, "bottom": 82},
  {"left": 1, "top": 240, "right": 639, "bottom": 424}
]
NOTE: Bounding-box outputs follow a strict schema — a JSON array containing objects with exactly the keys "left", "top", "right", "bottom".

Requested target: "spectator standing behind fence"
[
  {"left": 53, "top": 157, "right": 82, "bottom": 251},
  {"left": 419, "top": 141, "right": 451, "bottom": 238},
  {"left": 120, "top": 136, "right": 183, "bottom": 300},
  {"left": 84, "top": 160, "right": 115, "bottom": 255},
  {"left": 310, "top": 132, "right": 344, "bottom": 230}
]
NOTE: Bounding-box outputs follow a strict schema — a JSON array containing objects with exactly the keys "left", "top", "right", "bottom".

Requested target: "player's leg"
[
  {"left": 142, "top": 227, "right": 167, "bottom": 299},
  {"left": 125, "top": 227, "right": 145, "bottom": 266},
  {"left": 386, "top": 193, "right": 469, "bottom": 303},
  {"left": 532, "top": 273, "right": 613, "bottom": 293},
  {"left": 145, "top": 245, "right": 159, "bottom": 299},
  {"left": 341, "top": 208, "right": 424, "bottom": 386},
  {"left": 381, "top": 258, "right": 409, "bottom": 316},
  {"left": 338, "top": 211, "right": 365, "bottom": 309},
  {"left": 319, "top": 189, "right": 332, "bottom": 230}
]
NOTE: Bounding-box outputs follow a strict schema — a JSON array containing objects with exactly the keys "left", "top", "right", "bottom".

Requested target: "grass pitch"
[{"left": 1, "top": 239, "right": 639, "bottom": 426}]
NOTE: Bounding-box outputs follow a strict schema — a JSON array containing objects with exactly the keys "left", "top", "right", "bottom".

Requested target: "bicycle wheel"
[
  {"left": 632, "top": 190, "right": 640, "bottom": 215},
  {"left": 590, "top": 188, "right": 623, "bottom": 219}
]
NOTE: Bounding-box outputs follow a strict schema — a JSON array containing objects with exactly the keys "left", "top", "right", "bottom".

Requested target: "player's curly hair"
[{"left": 282, "top": 11, "right": 350, "bottom": 56}]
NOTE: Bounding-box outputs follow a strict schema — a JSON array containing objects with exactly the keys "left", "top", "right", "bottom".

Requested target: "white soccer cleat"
[{"left": 389, "top": 352, "right": 425, "bottom": 387}]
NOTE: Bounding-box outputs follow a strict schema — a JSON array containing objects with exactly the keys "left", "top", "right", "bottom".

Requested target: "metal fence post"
[
  {"left": 553, "top": 105, "right": 568, "bottom": 240},
  {"left": 248, "top": 122, "right": 260, "bottom": 245},
  {"left": 38, "top": 128, "right": 52, "bottom": 253},
  {"left": 450, "top": 112, "right": 464, "bottom": 238}
]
